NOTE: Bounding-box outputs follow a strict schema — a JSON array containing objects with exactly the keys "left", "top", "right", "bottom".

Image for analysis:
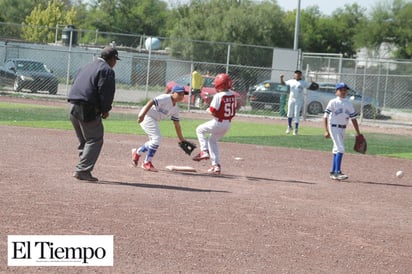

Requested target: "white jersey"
[
  {"left": 285, "top": 79, "right": 310, "bottom": 100},
  {"left": 324, "top": 96, "right": 357, "bottom": 125},
  {"left": 147, "top": 94, "right": 180, "bottom": 122}
]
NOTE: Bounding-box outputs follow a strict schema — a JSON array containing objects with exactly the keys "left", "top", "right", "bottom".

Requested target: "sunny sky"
[{"left": 277, "top": 0, "right": 383, "bottom": 15}]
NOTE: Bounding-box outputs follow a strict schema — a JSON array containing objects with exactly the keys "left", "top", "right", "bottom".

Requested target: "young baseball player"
[
  {"left": 131, "top": 85, "right": 188, "bottom": 172},
  {"left": 280, "top": 70, "right": 311, "bottom": 135},
  {"left": 192, "top": 73, "right": 236, "bottom": 174},
  {"left": 323, "top": 82, "right": 362, "bottom": 180}
]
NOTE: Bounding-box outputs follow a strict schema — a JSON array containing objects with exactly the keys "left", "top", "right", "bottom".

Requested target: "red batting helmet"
[{"left": 214, "top": 73, "right": 232, "bottom": 91}]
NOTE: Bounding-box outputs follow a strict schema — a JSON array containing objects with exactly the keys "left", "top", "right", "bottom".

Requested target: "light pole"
[{"left": 293, "top": 0, "right": 301, "bottom": 50}]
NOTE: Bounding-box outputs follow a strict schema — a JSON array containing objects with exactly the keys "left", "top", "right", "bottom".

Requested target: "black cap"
[{"left": 101, "top": 46, "right": 120, "bottom": 60}]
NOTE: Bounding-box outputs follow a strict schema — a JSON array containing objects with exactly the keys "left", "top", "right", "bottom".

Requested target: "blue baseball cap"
[
  {"left": 172, "top": 85, "right": 185, "bottom": 93},
  {"left": 336, "top": 82, "right": 350, "bottom": 90}
]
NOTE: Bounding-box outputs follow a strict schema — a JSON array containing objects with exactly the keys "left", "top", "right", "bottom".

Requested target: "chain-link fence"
[
  {"left": 303, "top": 53, "right": 412, "bottom": 109},
  {"left": 0, "top": 23, "right": 411, "bottom": 125}
]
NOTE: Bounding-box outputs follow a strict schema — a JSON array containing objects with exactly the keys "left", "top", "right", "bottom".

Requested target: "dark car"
[
  {"left": 165, "top": 74, "right": 245, "bottom": 110},
  {"left": 306, "top": 82, "right": 380, "bottom": 118},
  {"left": 247, "top": 81, "right": 289, "bottom": 111},
  {"left": 0, "top": 59, "right": 59, "bottom": 94}
]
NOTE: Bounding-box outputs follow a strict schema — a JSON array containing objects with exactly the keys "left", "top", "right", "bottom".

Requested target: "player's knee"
[{"left": 151, "top": 136, "right": 162, "bottom": 146}]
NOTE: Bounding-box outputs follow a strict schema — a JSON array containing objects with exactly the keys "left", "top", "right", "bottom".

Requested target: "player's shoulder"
[
  {"left": 326, "top": 96, "right": 338, "bottom": 105},
  {"left": 219, "top": 90, "right": 235, "bottom": 97},
  {"left": 155, "top": 93, "right": 171, "bottom": 100}
]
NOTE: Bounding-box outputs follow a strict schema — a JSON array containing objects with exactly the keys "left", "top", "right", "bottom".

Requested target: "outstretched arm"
[
  {"left": 280, "top": 74, "right": 285, "bottom": 85},
  {"left": 173, "top": 120, "right": 185, "bottom": 142}
]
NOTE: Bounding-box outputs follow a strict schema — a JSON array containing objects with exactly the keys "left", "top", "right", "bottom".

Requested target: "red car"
[{"left": 165, "top": 74, "right": 245, "bottom": 110}]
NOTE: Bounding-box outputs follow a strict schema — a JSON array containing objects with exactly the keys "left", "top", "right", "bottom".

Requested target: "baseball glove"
[
  {"left": 179, "top": 140, "right": 197, "bottom": 156},
  {"left": 308, "top": 82, "right": 319, "bottom": 90},
  {"left": 354, "top": 134, "right": 367, "bottom": 154}
]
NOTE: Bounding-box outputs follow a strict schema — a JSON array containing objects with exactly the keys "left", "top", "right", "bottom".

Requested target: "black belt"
[
  {"left": 69, "top": 99, "right": 87, "bottom": 105},
  {"left": 331, "top": 124, "right": 346, "bottom": 129}
]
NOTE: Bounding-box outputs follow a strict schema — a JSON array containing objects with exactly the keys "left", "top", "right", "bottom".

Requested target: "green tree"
[
  {"left": 81, "top": 0, "right": 168, "bottom": 47},
  {"left": 0, "top": 0, "right": 50, "bottom": 38},
  {"left": 167, "top": 0, "right": 290, "bottom": 66},
  {"left": 295, "top": 4, "right": 366, "bottom": 58},
  {"left": 22, "top": 0, "right": 77, "bottom": 43},
  {"left": 354, "top": 0, "right": 412, "bottom": 59}
]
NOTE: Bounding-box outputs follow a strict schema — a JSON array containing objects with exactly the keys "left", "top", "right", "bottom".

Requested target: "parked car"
[
  {"left": 247, "top": 81, "right": 289, "bottom": 111},
  {"left": 165, "top": 74, "right": 245, "bottom": 110},
  {"left": 0, "top": 59, "right": 59, "bottom": 94},
  {"left": 248, "top": 81, "right": 380, "bottom": 119},
  {"left": 306, "top": 82, "right": 380, "bottom": 118}
]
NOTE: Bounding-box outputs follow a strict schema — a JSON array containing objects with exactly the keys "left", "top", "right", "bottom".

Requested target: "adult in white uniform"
[
  {"left": 323, "top": 82, "right": 362, "bottom": 180},
  {"left": 280, "top": 70, "right": 310, "bottom": 135}
]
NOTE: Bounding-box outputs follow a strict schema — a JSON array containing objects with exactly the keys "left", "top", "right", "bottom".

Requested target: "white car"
[{"left": 305, "top": 82, "right": 380, "bottom": 118}]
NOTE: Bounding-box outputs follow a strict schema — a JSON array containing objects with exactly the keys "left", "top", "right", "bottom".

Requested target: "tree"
[
  {"left": 393, "top": 1, "right": 412, "bottom": 58},
  {"left": 80, "top": 0, "right": 168, "bottom": 47},
  {"left": 0, "top": 0, "right": 50, "bottom": 38},
  {"left": 295, "top": 4, "right": 367, "bottom": 58},
  {"left": 167, "top": 0, "right": 290, "bottom": 67},
  {"left": 22, "top": 0, "right": 77, "bottom": 43},
  {"left": 354, "top": 0, "right": 412, "bottom": 59}
]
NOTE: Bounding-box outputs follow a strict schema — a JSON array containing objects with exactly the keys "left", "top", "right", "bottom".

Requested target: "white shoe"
[
  {"left": 285, "top": 127, "right": 292, "bottom": 134},
  {"left": 192, "top": 150, "right": 210, "bottom": 161},
  {"left": 330, "top": 172, "right": 348, "bottom": 180},
  {"left": 336, "top": 171, "right": 348, "bottom": 180},
  {"left": 208, "top": 164, "right": 221, "bottom": 174},
  {"left": 293, "top": 128, "right": 298, "bottom": 135}
]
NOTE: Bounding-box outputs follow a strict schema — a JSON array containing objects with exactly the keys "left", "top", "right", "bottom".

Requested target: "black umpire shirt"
[{"left": 68, "top": 58, "right": 116, "bottom": 114}]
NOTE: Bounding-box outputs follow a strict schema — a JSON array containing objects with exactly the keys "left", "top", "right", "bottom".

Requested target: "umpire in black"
[{"left": 68, "top": 46, "right": 119, "bottom": 181}]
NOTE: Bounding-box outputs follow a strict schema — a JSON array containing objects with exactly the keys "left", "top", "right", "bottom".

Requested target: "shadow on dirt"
[
  {"left": 86, "top": 180, "right": 230, "bottom": 193},
  {"left": 171, "top": 171, "right": 315, "bottom": 185},
  {"left": 346, "top": 180, "right": 412, "bottom": 188}
]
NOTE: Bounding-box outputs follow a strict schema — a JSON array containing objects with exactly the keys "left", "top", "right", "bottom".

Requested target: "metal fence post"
[
  {"left": 226, "top": 44, "right": 230, "bottom": 74},
  {"left": 145, "top": 42, "right": 152, "bottom": 99},
  {"left": 65, "top": 30, "right": 73, "bottom": 96}
]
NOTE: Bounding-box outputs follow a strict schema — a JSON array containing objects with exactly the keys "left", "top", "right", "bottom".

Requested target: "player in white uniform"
[
  {"left": 131, "top": 85, "right": 187, "bottom": 172},
  {"left": 192, "top": 73, "right": 236, "bottom": 174},
  {"left": 323, "top": 82, "right": 362, "bottom": 180},
  {"left": 280, "top": 70, "right": 310, "bottom": 135}
]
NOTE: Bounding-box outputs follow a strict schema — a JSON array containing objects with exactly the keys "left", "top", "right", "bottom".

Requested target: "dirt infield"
[{"left": 1, "top": 99, "right": 412, "bottom": 273}]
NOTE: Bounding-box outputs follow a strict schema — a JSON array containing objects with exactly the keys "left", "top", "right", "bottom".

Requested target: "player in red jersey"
[{"left": 192, "top": 73, "right": 236, "bottom": 174}]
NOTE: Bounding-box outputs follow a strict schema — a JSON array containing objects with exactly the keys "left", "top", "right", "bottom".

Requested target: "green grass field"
[{"left": 1, "top": 101, "right": 411, "bottom": 159}]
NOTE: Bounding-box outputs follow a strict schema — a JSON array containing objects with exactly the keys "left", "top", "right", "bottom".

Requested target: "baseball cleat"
[
  {"left": 336, "top": 171, "right": 348, "bottom": 180},
  {"left": 330, "top": 172, "right": 348, "bottom": 180},
  {"left": 293, "top": 128, "right": 298, "bottom": 135},
  {"left": 142, "top": 161, "right": 158, "bottom": 172},
  {"left": 285, "top": 127, "right": 292, "bottom": 134},
  {"left": 330, "top": 173, "right": 339, "bottom": 180},
  {"left": 131, "top": 148, "right": 140, "bottom": 167},
  {"left": 192, "top": 150, "right": 210, "bottom": 161},
  {"left": 208, "top": 164, "right": 221, "bottom": 174}
]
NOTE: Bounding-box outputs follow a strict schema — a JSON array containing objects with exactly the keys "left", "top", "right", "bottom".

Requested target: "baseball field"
[{"left": 1, "top": 97, "right": 411, "bottom": 273}]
